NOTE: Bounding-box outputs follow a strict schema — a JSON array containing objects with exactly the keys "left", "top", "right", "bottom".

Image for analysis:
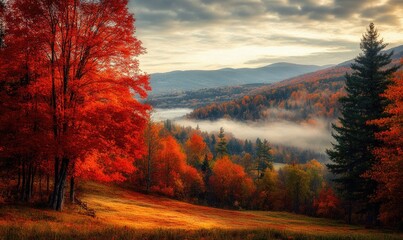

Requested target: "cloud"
[{"left": 128, "top": 0, "right": 403, "bottom": 73}]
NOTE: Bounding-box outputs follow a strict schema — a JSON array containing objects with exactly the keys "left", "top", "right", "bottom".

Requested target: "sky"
[{"left": 128, "top": 0, "right": 403, "bottom": 74}]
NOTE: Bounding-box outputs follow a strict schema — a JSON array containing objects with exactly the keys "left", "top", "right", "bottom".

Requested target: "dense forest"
[{"left": 189, "top": 68, "right": 348, "bottom": 121}]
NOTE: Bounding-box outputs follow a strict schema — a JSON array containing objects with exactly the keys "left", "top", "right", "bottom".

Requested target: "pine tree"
[
  {"left": 256, "top": 139, "right": 273, "bottom": 179},
  {"left": 215, "top": 127, "right": 228, "bottom": 158},
  {"left": 201, "top": 154, "right": 212, "bottom": 185},
  {"left": 326, "top": 23, "right": 399, "bottom": 225}
]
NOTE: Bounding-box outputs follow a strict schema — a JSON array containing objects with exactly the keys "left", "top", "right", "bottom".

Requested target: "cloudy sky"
[{"left": 128, "top": 0, "right": 403, "bottom": 73}]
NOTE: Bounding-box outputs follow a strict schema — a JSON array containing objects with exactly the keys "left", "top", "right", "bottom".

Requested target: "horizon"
[{"left": 128, "top": 0, "right": 403, "bottom": 74}]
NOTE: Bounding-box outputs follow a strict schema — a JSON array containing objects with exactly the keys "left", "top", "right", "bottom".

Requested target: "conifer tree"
[
  {"left": 215, "top": 127, "right": 228, "bottom": 158},
  {"left": 326, "top": 23, "right": 399, "bottom": 225},
  {"left": 256, "top": 139, "right": 273, "bottom": 179}
]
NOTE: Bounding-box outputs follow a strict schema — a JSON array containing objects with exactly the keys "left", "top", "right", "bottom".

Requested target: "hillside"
[
  {"left": 150, "top": 63, "right": 328, "bottom": 95},
  {"left": 189, "top": 45, "right": 403, "bottom": 122},
  {"left": 0, "top": 182, "right": 401, "bottom": 239},
  {"left": 148, "top": 83, "right": 268, "bottom": 109}
]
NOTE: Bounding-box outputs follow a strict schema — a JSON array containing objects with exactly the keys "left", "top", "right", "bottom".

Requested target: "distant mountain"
[
  {"left": 150, "top": 63, "right": 329, "bottom": 95},
  {"left": 337, "top": 44, "right": 403, "bottom": 67}
]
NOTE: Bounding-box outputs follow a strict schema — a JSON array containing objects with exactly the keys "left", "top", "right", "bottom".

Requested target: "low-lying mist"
[
  {"left": 176, "top": 118, "right": 333, "bottom": 153},
  {"left": 152, "top": 108, "right": 333, "bottom": 154}
]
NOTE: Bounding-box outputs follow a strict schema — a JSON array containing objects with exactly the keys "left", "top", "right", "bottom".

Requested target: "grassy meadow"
[{"left": 0, "top": 182, "right": 401, "bottom": 240}]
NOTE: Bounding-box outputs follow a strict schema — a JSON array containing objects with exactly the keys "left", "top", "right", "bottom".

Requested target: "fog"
[
  {"left": 152, "top": 108, "right": 333, "bottom": 153},
  {"left": 177, "top": 119, "right": 332, "bottom": 153},
  {"left": 152, "top": 108, "right": 193, "bottom": 122}
]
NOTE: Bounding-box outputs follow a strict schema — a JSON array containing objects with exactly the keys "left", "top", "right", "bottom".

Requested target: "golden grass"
[{"left": 0, "top": 181, "right": 401, "bottom": 239}]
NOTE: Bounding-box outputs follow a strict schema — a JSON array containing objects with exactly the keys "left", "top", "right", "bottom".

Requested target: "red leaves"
[
  {"left": 313, "top": 187, "right": 341, "bottom": 218},
  {"left": 367, "top": 62, "right": 403, "bottom": 225},
  {"left": 0, "top": 0, "right": 150, "bottom": 197}
]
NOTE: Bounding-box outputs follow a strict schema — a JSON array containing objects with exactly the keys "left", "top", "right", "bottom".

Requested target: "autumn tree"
[
  {"left": 280, "top": 164, "right": 310, "bottom": 213},
  {"left": 152, "top": 136, "right": 204, "bottom": 199},
  {"left": 152, "top": 136, "right": 186, "bottom": 196},
  {"left": 368, "top": 63, "right": 403, "bottom": 226},
  {"left": 255, "top": 168, "right": 280, "bottom": 210},
  {"left": 185, "top": 133, "right": 210, "bottom": 169},
  {"left": 313, "top": 187, "right": 341, "bottom": 219},
  {"left": 304, "top": 160, "right": 325, "bottom": 214},
  {"left": 327, "top": 23, "right": 399, "bottom": 224},
  {"left": 1, "top": 0, "right": 149, "bottom": 210},
  {"left": 209, "top": 156, "right": 255, "bottom": 208},
  {"left": 129, "top": 121, "right": 163, "bottom": 192}
]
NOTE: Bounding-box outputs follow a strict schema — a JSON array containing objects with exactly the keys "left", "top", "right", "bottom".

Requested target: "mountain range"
[{"left": 150, "top": 63, "right": 330, "bottom": 95}]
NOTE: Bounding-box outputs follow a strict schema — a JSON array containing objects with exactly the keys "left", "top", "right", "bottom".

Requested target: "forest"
[{"left": 0, "top": 0, "right": 402, "bottom": 239}]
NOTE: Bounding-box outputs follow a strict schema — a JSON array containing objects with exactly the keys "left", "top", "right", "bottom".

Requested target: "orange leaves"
[
  {"left": 75, "top": 151, "right": 136, "bottom": 182},
  {"left": 209, "top": 156, "right": 254, "bottom": 208},
  {"left": 185, "top": 133, "right": 210, "bottom": 167}
]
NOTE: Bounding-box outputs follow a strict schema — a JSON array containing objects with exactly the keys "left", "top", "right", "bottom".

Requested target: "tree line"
[{"left": 132, "top": 122, "right": 339, "bottom": 217}]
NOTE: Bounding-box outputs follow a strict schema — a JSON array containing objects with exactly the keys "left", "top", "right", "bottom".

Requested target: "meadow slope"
[{"left": 0, "top": 182, "right": 401, "bottom": 240}]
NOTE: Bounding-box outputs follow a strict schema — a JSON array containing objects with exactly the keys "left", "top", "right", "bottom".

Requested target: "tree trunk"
[
  {"left": 30, "top": 165, "right": 36, "bottom": 199},
  {"left": 49, "top": 156, "right": 59, "bottom": 205},
  {"left": 21, "top": 160, "right": 25, "bottom": 200},
  {"left": 70, "top": 176, "right": 75, "bottom": 203},
  {"left": 17, "top": 159, "right": 21, "bottom": 192},
  {"left": 24, "top": 163, "right": 31, "bottom": 202},
  {"left": 50, "top": 157, "right": 69, "bottom": 211},
  {"left": 147, "top": 142, "right": 151, "bottom": 193},
  {"left": 39, "top": 172, "right": 42, "bottom": 200},
  {"left": 347, "top": 201, "right": 352, "bottom": 224}
]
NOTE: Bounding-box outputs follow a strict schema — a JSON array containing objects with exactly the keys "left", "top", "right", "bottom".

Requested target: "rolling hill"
[
  {"left": 0, "top": 182, "right": 401, "bottom": 239},
  {"left": 150, "top": 63, "right": 329, "bottom": 95},
  {"left": 189, "top": 45, "right": 403, "bottom": 122}
]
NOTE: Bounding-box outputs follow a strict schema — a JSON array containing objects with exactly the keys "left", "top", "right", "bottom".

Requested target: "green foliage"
[
  {"left": 255, "top": 139, "right": 273, "bottom": 179},
  {"left": 326, "top": 23, "right": 400, "bottom": 223},
  {"left": 215, "top": 127, "right": 228, "bottom": 158},
  {"left": 281, "top": 164, "right": 310, "bottom": 213}
]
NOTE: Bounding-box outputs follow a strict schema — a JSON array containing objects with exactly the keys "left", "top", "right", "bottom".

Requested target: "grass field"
[{"left": 0, "top": 182, "right": 401, "bottom": 240}]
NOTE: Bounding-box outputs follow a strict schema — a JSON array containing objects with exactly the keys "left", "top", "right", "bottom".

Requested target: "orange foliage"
[
  {"left": 150, "top": 136, "right": 204, "bottom": 199},
  {"left": 185, "top": 133, "right": 210, "bottom": 167},
  {"left": 209, "top": 156, "right": 255, "bottom": 208},
  {"left": 368, "top": 63, "right": 403, "bottom": 225}
]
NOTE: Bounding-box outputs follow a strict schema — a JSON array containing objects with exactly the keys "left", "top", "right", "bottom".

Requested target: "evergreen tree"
[
  {"left": 227, "top": 138, "right": 242, "bottom": 155},
  {"left": 243, "top": 139, "right": 253, "bottom": 154},
  {"left": 210, "top": 134, "right": 217, "bottom": 157},
  {"left": 201, "top": 154, "right": 212, "bottom": 185},
  {"left": 326, "top": 23, "right": 399, "bottom": 225},
  {"left": 256, "top": 139, "right": 273, "bottom": 179},
  {"left": 215, "top": 127, "right": 228, "bottom": 158}
]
